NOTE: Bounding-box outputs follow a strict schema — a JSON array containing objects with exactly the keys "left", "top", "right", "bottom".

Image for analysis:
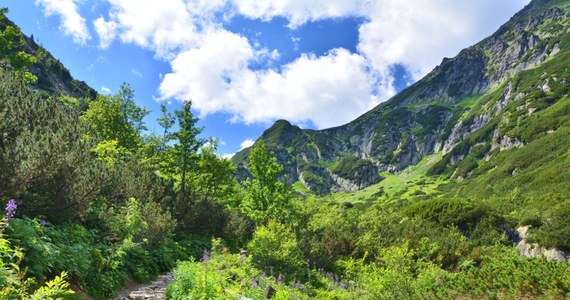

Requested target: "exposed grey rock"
[
  {"left": 443, "top": 114, "right": 490, "bottom": 154},
  {"left": 490, "top": 129, "right": 525, "bottom": 152},
  {"left": 516, "top": 226, "right": 570, "bottom": 262},
  {"left": 233, "top": 1, "right": 569, "bottom": 194}
]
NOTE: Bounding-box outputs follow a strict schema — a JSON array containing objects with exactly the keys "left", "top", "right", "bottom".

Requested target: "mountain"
[
  {"left": 0, "top": 13, "right": 96, "bottom": 100},
  {"left": 233, "top": 0, "right": 570, "bottom": 195}
]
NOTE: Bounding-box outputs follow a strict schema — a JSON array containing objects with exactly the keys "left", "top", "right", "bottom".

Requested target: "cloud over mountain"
[{"left": 37, "top": 0, "right": 530, "bottom": 129}]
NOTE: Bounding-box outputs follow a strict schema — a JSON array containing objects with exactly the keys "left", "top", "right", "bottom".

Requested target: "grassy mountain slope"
[{"left": 233, "top": 0, "right": 570, "bottom": 196}]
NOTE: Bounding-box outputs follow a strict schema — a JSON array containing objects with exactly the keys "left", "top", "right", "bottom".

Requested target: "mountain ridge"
[
  {"left": 233, "top": 0, "right": 570, "bottom": 194},
  {"left": 0, "top": 12, "right": 96, "bottom": 100}
]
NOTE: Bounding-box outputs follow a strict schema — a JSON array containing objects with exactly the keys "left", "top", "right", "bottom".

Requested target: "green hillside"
[{"left": 1, "top": 1, "right": 570, "bottom": 299}]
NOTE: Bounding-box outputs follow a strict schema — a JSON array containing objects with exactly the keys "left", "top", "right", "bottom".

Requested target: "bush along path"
[{"left": 113, "top": 273, "right": 174, "bottom": 300}]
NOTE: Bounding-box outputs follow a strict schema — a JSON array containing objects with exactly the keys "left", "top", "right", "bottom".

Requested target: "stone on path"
[{"left": 114, "top": 272, "right": 174, "bottom": 300}]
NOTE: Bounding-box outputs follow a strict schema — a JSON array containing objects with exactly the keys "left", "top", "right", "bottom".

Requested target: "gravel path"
[{"left": 112, "top": 273, "right": 174, "bottom": 300}]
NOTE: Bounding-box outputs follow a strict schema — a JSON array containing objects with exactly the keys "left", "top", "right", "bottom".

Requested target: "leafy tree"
[
  {"left": 247, "top": 220, "right": 304, "bottom": 276},
  {"left": 81, "top": 83, "right": 148, "bottom": 156},
  {"left": 0, "top": 8, "right": 37, "bottom": 83},
  {"left": 172, "top": 101, "right": 203, "bottom": 200},
  {"left": 241, "top": 140, "right": 291, "bottom": 225},
  {"left": 194, "top": 141, "right": 237, "bottom": 203}
]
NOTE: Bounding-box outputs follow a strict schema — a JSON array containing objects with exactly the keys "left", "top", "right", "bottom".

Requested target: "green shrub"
[
  {"left": 247, "top": 220, "right": 304, "bottom": 277},
  {"left": 447, "top": 246, "right": 570, "bottom": 299},
  {"left": 333, "top": 156, "right": 375, "bottom": 182},
  {"left": 6, "top": 218, "right": 58, "bottom": 279},
  {"left": 403, "top": 198, "right": 486, "bottom": 230},
  {"left": 535, "top": 198, "right": 570, "bottom": 251},
  {"left": 166, "top": 260, "right": 224, "bottom": 300}
]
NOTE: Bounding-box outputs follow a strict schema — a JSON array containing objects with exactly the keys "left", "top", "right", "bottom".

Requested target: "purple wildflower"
[
  {"left": 5, "top": 199, "right": 16, "bottom": 218},
  {"left": 40, "top": 220, "right": 46, "bottom": 226},
  {"left": 1, "top": 199, "right": 17, "bottom": 230},
  {"left": 277, "top": 273, "right": 284, "bottom": 282},
  {"left": 200, "top": 249, "right": 210, "bottom": 262}
]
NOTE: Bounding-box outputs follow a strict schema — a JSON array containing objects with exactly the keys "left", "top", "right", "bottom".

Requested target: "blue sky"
[{"left": 4, "top": 0, "right": 529, "bottom": 157}]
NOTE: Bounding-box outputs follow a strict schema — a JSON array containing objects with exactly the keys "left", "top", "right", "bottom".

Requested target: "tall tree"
[
  {"left": 194, "top": 140, "right": 237, "bottom": 203},
  {"left": 81, "top": 83, "right": 148, "bottom": 157},
  {"left": 172, "top": 101, "right": 204, "bottom": 200},
  {"left": 241, "top": 140, "right": 291, "bottom": 225}
]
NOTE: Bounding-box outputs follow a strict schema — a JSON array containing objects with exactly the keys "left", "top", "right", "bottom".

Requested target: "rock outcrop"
[
  {"left": 233, "top": 0, "right": 570, "bottom": 194},
  {"left": 516, "top": 226, "right": 570, "bottom": 262}
]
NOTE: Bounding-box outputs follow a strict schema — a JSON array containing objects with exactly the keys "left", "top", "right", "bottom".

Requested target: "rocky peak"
[{"left": 234, "top": 0, "right": 569, "bottom": 194}]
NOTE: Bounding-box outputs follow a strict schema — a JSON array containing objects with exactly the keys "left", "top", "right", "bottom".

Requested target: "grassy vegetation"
[
  {"left": 328, "top": 153, "right": 444, "bottom": 205},
  {"left": 3, "top": 2, "right": 570, "bottom": 299}
]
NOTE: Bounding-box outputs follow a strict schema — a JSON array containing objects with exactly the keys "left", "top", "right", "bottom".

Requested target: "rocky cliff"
[{"left": 233, "top": 0, "right": 570, "bottom": 194}]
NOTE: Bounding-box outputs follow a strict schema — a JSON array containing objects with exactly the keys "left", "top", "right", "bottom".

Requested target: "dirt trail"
[{"left": 112, "top": 273, "right": 174, "bottom": 300}]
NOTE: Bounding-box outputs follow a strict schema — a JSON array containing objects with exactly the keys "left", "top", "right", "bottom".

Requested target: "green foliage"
[
  {"left": 31, "top": 272, "right": 74, "bottom": 300},
  {"left": 81, "top": 83, "right": 148, "bottom": 156},
  {"left": 167, "top": 259, "right": 227, "bottom": 299},
  {"left": 332, "top": 155, "right": 374, "bottom": 182},
  {"left": 533, "top": 198, "right": 570, "bottom": 251},
  {"left": 0, "top": 202, "right": 74, "bottom": 299},
  {"left": 404, "top": 198, "right": 486, "bottom": 230},
  {"left": 0, "top": 70, "right": 104, "bottom": 219},
  {"left": 167, "top": 244, "right": 355, "bottom": 299},
  {"left": 446, "top": 246, "right": 570, "bottom": 299},
  {"left": 193, "top": 142, "right": 238, "bottom": 205},
  {"left": 247, "top": 220, "right": 304, "bottom": 277},
  {"left": 171, "top": 101, "right": 203, "bottom": 197},
  {"left": 1, "top": 4, "right": 570, "bottom": 300},
  {"left": 6, "top": 218, "right": 58, "bottom": 279},
  {"left": 241, "top": 141, "right": 292, "bottom": 225},
  {"left": 222, "top": 210, "right": 255, "bottom": 248},
  {"left": 0, "top": 8, "right": 37, "bottom": 83},
  {"left": 303, "top": 202, "right": 358, "bottom": 268}
]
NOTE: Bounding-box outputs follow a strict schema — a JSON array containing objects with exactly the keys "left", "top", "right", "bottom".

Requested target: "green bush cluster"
[
  {"left": 2, "top": 4, "right": 570, "bottom": 299},
  {"left": 332, "top": 155, "right": 375, "bottom": 182}
]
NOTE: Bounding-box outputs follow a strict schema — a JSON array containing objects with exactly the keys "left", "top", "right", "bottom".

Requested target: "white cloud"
[
  {"left": 161, "top": 45, "right": 384, "bottom": 128},
  {"left": 101, "top": 86, "right": 111, "bottom": 94},
  {"left": 91, "top": 0, "right": 530, "bottom": 130},
  {"left": 159, "top": 29, "right": 254, "bottom": 107},
  {"left": 94, "top": 0, "right": 228, "bottom": 59},
  {"left": 93, "top": 16, "right": 117, "bottom": 48},
  {"left": 35, "top": 0, "right": 91, "bottom": 44},
  {"left": 358, "top": 0, "right": 531, "bottom": 80},
  {"left": 231, "top": 49, "right": 384, "bottom": 128},
  {"left": 232, "top": 0, "right": 362, "bottom": 28},
  {"left": 240, "top": 138, "right": 255, "bottom": 150},
  {"left": 221, "top": 153, "right": 235, "bottom": 159}
]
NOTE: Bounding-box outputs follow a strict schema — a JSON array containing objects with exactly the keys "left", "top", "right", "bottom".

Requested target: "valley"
[{"left": 0, "top": 0, "right": 569, "bottom": 299}]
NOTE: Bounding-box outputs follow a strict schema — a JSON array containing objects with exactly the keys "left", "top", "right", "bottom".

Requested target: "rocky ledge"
[{"left": 516, "top": 226, "right": 570, "bottom": 262}]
